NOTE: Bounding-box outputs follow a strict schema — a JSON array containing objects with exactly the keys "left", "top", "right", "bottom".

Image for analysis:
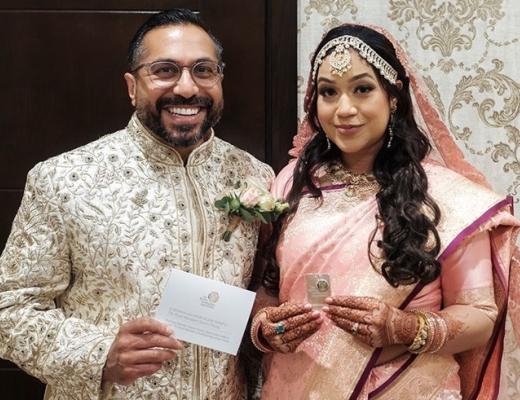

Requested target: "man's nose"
[{"left": 172, "top": 67, "right": 199, "bottom": 98}]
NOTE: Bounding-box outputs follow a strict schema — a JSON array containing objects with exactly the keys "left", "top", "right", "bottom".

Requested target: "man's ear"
[{"left": 124, "top": 73, "right": 137, "bottom": 107}]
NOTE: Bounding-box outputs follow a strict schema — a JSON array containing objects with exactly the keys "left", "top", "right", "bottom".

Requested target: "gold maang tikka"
[
  {"left": 312, "top": 35, "right": 398, "bottom": 84},
  {"left": 329, "top": 43, "right": 352, "bottom": 76}
]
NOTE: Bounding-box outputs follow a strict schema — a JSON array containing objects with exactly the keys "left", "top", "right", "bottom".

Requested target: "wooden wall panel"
[
  {"left": 0, "top": 12, "right": 138, "bottom": 187},
  {"left": 0, "top": 1, "right": 296, "bottom": 398},
  {"left": 0, "top": 192, "right": 23, "bottom": 252},
  {"left": 266, "top": 0, "right": 298, "bottom": 172},
  {"left": 0, "top": 361, "right": 45, "bottom": 399}
]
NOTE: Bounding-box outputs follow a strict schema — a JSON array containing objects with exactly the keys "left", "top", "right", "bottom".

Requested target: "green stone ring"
[{"left": 275, "top": 322, "right": 286, "bottom": 334}]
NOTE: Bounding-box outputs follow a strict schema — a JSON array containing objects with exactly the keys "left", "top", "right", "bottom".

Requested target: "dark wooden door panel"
[
  {"left": 0, "top": 191, "right": 23, "bottom": 253},
  {"left": 0, "top": 363, "right": 45, "bottom": 399},
  {"left": 0, "top": 0, "right": 194, "bottom": 10},
  {"left": 0, "top": 11, "right": 137, "bottom": 187}
]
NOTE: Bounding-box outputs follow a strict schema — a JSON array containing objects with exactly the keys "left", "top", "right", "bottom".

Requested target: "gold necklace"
[{"left": 326, "top": 163, "right": 379, "bottom": 202}]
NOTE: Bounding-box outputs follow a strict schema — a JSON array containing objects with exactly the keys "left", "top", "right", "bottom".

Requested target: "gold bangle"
[
  {"left": 407, "top": 311, "right": 429, "bottom": 353},
  {"left": 424, "top": 312, "right": 448, "bottom": 353},
  {"left": 250, "top": 310, "right": 273, "bottom": 353}
]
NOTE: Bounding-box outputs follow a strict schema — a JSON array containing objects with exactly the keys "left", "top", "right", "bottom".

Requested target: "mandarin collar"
[{"left": 127, "top": 113, "right": 215, "bottom": 167}]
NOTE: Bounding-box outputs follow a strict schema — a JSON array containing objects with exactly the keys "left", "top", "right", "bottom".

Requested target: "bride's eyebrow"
[{"left": 317, "top": 72, "right": 375, "bottom": 84}]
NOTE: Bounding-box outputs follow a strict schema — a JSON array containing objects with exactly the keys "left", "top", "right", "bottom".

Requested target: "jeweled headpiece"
[{"left": 312, "top": 35, "right": 398, "bottom": 84}]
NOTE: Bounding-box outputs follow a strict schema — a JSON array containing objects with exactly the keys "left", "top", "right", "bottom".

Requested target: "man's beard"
[{"left": 136, "top": 95, "right": 223, "bottom": 148}]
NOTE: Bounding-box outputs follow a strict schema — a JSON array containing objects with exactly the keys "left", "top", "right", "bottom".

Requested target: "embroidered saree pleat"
[
  {"left": 301, "top": 328, "right": 374, "bottom": 399},
  {"left": 369, "top": 354, "right": 459, "bottom": 399}
]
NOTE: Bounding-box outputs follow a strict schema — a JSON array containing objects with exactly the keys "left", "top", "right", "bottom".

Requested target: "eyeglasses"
[{"left": 131, "top": 60, "right": 224, "bottom": 88}]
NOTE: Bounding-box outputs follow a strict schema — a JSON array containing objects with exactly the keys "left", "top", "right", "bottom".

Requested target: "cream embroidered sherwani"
[{"left": 0, "top": 115, "right": 274, "bottom": 400}]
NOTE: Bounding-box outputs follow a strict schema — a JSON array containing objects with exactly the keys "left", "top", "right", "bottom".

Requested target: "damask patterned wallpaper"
[{"left": 297, "top": 0, "right": 520, "bottom": 204}]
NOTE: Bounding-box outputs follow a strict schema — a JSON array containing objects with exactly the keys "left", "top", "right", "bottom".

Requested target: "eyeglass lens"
[{"left": 148, "top": 61, "right": 222, "bottom": 87}]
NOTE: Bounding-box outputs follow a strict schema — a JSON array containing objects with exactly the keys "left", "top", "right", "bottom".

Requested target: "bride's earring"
[
  {"left": 387, "top": 116, "right": 394, "bottom": 149},
  {"left": 387, "top": 104, "right": 397, "bottom": 149}
]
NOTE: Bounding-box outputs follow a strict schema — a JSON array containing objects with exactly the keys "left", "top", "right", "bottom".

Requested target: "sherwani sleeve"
[{"left": 0, "top": 162, "right": 114, "bottom": 398}]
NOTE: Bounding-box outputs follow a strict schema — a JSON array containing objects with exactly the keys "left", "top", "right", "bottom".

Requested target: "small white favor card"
[{"left": 155, "top": 269, "right": 256, "bottom": 355}]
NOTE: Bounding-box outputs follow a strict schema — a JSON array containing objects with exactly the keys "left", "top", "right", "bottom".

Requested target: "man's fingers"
[
  {"left": 118, "top": 364, "right": 163, "bottom": 386},
  {"left": 119, "top": 348, "right": 178, "bottom": 365},
  {"left": 130, "top": 333, "right": 184, "bottom": 350},
  {"left": 120, "top": 317, "right": 172, "bottom": 336}
]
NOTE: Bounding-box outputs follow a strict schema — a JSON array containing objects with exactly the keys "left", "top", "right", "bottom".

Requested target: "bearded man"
[{"left": 0, "top": 9, "right": 273, "bottom": 399}]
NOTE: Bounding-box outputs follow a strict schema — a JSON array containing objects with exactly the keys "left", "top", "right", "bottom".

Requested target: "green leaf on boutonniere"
[
  {"left": 214, "top": 197, "right": 229, "bottom": 211},
  {"left": 239, "top": 207, "right": 255, "bottom": 222},
  {"left": 256, "top": 212, "right": 268, "bottom": 224},
  {"left": 230, "top": 196, "right": 241, "bottom": 211}
]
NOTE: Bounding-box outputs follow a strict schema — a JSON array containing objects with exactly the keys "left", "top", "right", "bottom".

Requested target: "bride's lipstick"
[{"left": 335, "top": 124, "right": 364, "bottom": 135}]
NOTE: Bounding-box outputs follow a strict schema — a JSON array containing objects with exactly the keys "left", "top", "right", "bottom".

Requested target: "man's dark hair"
[{"left": 127, "top": 8, "right": 223, "bottom": 71}]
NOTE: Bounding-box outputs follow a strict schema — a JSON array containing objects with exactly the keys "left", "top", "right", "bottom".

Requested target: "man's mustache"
[{"left": 157, "top": 96, "right": 212, "bottom": 110}]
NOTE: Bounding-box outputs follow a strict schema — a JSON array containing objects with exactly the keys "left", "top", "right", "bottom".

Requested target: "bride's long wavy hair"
[{"left": 261, "top": 24, "right": 442, "bottom": 294}]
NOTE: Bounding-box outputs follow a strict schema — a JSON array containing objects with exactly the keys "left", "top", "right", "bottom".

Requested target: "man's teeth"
[{"left": 167, "top": 107, "right": 200, "bottom": 116}]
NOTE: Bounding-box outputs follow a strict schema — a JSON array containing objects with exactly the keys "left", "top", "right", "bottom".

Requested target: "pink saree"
[
  {"left": 263, "top": 22, "right": 520, "bottom": 399},
  {"left": 260, "top": 160, "right": 519, "bottom": 400}
]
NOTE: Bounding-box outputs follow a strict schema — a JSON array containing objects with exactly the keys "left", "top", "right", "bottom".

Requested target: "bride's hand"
[
  {"left": 255, "top": 303, "right": 323, "bottom": 353},
  {"left": 323, "top": 296, "right": 418, "bottom": 348}
]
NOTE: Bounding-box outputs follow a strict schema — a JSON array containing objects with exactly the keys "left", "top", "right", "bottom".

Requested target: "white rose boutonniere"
[{"left": 214, "top": 177, "right": 289, "bottom": 241}]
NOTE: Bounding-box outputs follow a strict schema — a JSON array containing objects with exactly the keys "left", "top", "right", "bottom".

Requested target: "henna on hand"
[
  {"left": 255, "top": 303, "right": 323, "bottom": 353},
  {"left": 439, "top": 311, "right": 468, "bottom": 341},
  {"left": 324, "top": 296, "right": 418, "bottom": 348},
  {"left": 384, "top": 307, "right": 419, "bottom": 346}
]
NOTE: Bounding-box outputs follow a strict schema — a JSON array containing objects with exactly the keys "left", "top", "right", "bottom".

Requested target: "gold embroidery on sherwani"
[{"left": 0, "top": 114, "right": 273, "bottom": 400}]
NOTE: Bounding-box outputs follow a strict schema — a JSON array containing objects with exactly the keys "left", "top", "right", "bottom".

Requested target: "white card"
[{"left": 155, "top": 269, "right": 256, "bottom": 355}]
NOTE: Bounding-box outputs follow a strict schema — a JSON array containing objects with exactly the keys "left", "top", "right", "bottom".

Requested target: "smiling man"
[
  {"left": 0, "top": 9, "right": 273, "bottom": 400},
  {"left": 125, "top": 19, "right": 225, "bottom": 161}
]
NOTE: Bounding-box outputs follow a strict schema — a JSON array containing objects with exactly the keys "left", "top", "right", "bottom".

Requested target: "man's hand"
[{"left": 102, "top": 317, "right": 184, "bottom": 386}]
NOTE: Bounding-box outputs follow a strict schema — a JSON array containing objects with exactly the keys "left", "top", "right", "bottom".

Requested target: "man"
[{"left": 0, "top": 9, "right": 273, "bottom": 399}]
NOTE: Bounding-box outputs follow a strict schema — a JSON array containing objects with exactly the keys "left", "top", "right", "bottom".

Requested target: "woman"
[{"left": 250, "top": 24, "right": 520, "bottom": 399}]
